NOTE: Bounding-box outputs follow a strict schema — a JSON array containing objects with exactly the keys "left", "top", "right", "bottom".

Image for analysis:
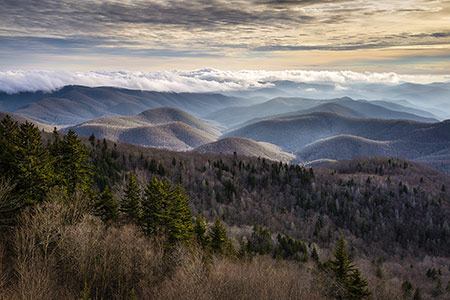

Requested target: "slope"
[
  {"left": 295, "top": 134, "right": 392, "bottom": 162},
  {"left": 0, "top": 110, "right": 56, "bottom": 132},
  {"left": 208, "top": 96, "right": 437, "bottom": 129},
  {"left": 63, "top": 107, "right": 219, "bottom": 151},
  {"left": 1, "top": 85, "right": 253, "bottom": 126},
  {"left": 193, "top": 137, "right": 295, "bottom": 162}
]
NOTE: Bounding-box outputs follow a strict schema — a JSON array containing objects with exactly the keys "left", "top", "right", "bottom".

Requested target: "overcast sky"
[{"left": 1, "top": 0, "right": 450, "bottom": 76}]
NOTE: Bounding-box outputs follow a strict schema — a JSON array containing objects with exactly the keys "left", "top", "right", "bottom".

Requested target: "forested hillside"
[{"left": 0, "top": 116, "right": 449, "bottom": 299}]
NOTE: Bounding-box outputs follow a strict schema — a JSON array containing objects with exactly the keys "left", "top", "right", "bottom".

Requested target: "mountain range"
[
  {"left": 0, "top": 85, "right": 257, "bottom": 126},
  {"left": 63, "top": 107, "right": 220, "bottom": 151},
  {"left": 1, "top": 83, "right": 450, "bottom": 173}
]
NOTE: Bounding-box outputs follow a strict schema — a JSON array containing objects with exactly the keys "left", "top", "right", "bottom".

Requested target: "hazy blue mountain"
[
  {"left": 0, "top": 110, "right": 56, "bottom": 132},
  {"left": 227, "top": 111, "right": 450, "bottom": 172},
  {"left": 0, "top": 85, "right": 254, "bottom": 126},
  {"left": 209, "top": 96, "right": 438, "bottom": 129}
]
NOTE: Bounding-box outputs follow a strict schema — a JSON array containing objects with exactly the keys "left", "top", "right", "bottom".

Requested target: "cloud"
[
  {"left": 334, "top": 84, "right": 348, "bottom": 91},
  {"left": 1, "top": 68, "right": 446, "bottom": 94}
]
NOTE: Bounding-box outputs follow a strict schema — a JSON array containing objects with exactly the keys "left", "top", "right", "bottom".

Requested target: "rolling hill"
[
  {"left": 0, "top": 110, "right": 56, "bottom": 132},
  {"left": 295, "top": 134, "right": 391, "bottom": 162},
  {"left": 207, "top": 96, "right": 438, "bottom": 129},
  {"left": 193, "top": 137, "right": 295, "bottom": 162},
  {"left": 63, "top": 107, "right": 219, "bottom": 151},
  {"left": 0, "top": 85, "right": 254, "bottom": 125},
  {"left": 225, "top": 112, "right": 429, "bottom": 152},
  {"left": 226, "top": 112, "right": 450, "bottom": 172}
]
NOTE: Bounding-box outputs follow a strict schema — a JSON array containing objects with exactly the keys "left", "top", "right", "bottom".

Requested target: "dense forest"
[{"left": 1, "top": 116, "right": 449, "bottom": 299}]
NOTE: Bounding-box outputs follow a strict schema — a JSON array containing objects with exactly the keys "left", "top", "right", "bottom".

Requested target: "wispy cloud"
[
  {"left": 0, "top": 1, "right": 449, "bottom": 72},
  {"left": 1, "top": 69, "right": 448, "bottom": 94}
]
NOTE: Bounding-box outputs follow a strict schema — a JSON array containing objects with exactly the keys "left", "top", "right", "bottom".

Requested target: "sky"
[{"left": 1, "top": 0, "right": 450, "bottom": 82}]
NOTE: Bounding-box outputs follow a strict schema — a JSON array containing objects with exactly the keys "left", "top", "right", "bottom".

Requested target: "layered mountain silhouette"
[
  {"left": 207, "top": 96, "right": 438, "bottom": 129},
  {"left": 2, "top": 84, "right": 449, "bottom": 173},
  {"left": 226, "top": 112, "right": 450, "bottom": 172},
  {"left": 0, "top": 85, "right": 254, "bottom": 125}
]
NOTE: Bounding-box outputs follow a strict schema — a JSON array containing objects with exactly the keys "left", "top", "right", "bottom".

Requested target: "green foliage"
[
  {"left": 51, "top": 130, "right": 92, "bottom": 195},
  {"left": 247, "top": 224, "right": 272, "bottom": 255},
  {"left": 140, "top": 177, "right": 193, "bottom": 246},
  {"left": 95, "top": 185, "right": 119, "bottom": 222},
  {"left": 328, "top": 234, "right": 370, "bottom": 299},
  {"left": 209, "top": 216, "right": 233, "bottom": 255},
  {"left": 89, "top": 137, "right": 121, "bottom": 191},
  {"left": 0, "top": 118, "right": 55, "bottom": 204},
  {"left": 194, "top": 215, "right": 209, "bottom": 249},
  {"left": 273, "top": 233, "right": 308, "bottom": 262},
  {"left": 401, "top": 280, "right": 413, "bottom": 296},
  {"left": 14, "top": 121, "right": 53, "bottom": 204},
  {"left": 120, "top": 172, "right": 141, "bottom": 222},
  {"left": 79, "top": 281, "right": 92, "bottom": 300},
  {"left": 127, "top": 288, "right": 138, "bottom": 300}
]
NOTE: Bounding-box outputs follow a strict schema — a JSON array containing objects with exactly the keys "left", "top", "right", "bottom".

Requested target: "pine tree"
[
  {"left": 329, "top": 234, "right": 370, "bottom": 299},
  {"left": 140, "top": 178, "right": 194, "bottom": 246},
  {"left": 14, "top": 121, "right": 53, "bottom": 204},
  {"left": 247, "top": 224, "right": 272, "bottom": 255},
  {"left": 346, "top": 269, "right": 371, "bottom": 299},
  {"left": 167, "top": 183, "right": 194, "bottom": 244},
  {"left": 51, "top": 130, "right": 92, "bottom": 195},
  {"left": 95, "top": 185, "right": 119, "bottom": 222},
  {"left": 194, "top": 216, "right": 209, "bottom": 249},
  {"left": 140, "top": 177, "right": 170, "bottom": 236},
  {"left": 120, "top": 172, "right": 141, "bottom": 222},
  {"left": 330, "top": 234, "right": 354, "bottom": 282},
  {"left": 0, "top": 115, "right": 19, "bottom": 175},
  {"left": 209, "top": 216, "right": 233, "bottom": 255}
]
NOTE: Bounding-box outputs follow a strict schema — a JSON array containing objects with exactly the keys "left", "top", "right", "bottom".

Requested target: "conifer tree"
[
  {"left": 328, "top": 234, "right": 370, "bottom": 299},
  {"left": 140, "top": 178, "right": 170, "bottom": 236},
  {"left": 140, "top": 178, "right": 194, "bottom": 246},
  {"left": 120, "top": 172, "right": 141, "bottom": 222},
  {"left": 51, "top": 130, "right": 92, "bottom": 195},
  {"left": 167, "top": 183, "right": 194, "bottom": 244},
  {"left": 95, "top": 185, "right": 119, "bottom": 222},
  {"left": 14, "top": 121, "right": 52, "bottom": 204},
  {"left": 0, "top": 115, "right": 19, "bottom": 175},
  {"left": 209, "top": 216, "right": 233, "bottom": 255},
  {"left": 194, "top": 216, "right": 209, "bottom": 249},
  {"left": 247, "top": 224, "right": 272, "bottom": 255}
]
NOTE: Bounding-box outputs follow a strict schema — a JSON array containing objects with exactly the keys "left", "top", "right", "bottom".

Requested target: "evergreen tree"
[
  {"left": 194, "top": 216, "right": 209, "bottom": 249},
  {"left": 167, "top": 183, "right": 194, "bottom": 244},
  {"left": 328, "top": 234, "right": 370, "bottom": 299},
  {"left": 209, "top": 216, "right": 233, "bottom": 255},
  {"left": 140, "top": 178, "right": 170, "bottom": 236},
  {"left": 247, "top": 224, "right": 272, "bottom": 255},
  {"left": 346, "top": 269, "right": 371, "bottom": 299},
  {"left": 0, "top": 115, "right": 19, "bottom": 175},
  {"left": 140, "top": 178, "right": 193, "bottom": 246},
  {"left": 120, "top": 172, "right": 142, "bottom": 222},
  {"left": 51, "top": 130, "right": 92, "bottom": 194},
  {"left": 14, "top": 121, "right": 53, "bottom": 204},
  {"left": 95, "top": 185, "right": 119, "bottom": 222}
]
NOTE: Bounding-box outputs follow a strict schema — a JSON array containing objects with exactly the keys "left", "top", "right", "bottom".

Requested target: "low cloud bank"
[{"left": 0, "top": 69, "right": 447, "bottom": 94}]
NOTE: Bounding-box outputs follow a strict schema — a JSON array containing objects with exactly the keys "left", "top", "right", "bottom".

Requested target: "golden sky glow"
[{"left": 0, "top": 0, "right": 450, "bottom": 75}]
